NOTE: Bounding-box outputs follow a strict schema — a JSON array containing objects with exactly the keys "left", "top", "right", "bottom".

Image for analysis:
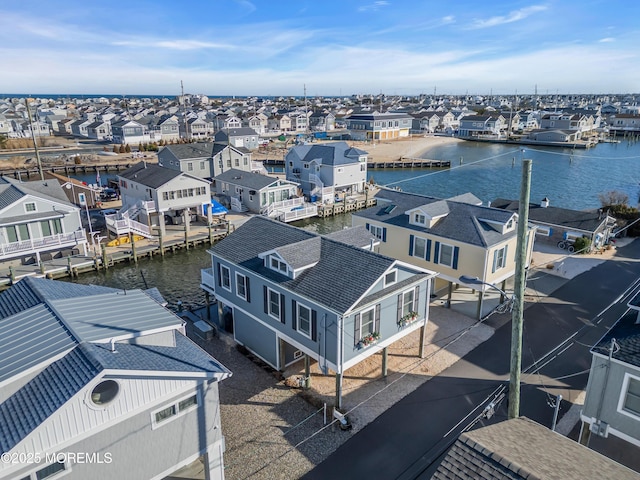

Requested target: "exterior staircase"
[
  {"left": 230, "top": 196, "right": 249, "bottom": 213},
  {"left": 105, "top": 200, "right": 156, "bottom": 238}
]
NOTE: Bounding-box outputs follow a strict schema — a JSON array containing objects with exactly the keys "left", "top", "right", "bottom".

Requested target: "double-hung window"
[
  {"left": 360, "top": 307, "right": 375, "bottom": 336},
  {"left": 220, "top": 265, "right": 231, "bottom": 291},
  {"left": 620, "top": 374, "right": 640, "bottom": 417},
  {"left": 236, "top": 273, "right": 248, "bottom": 300},
  {"left": 438, "top": 244, "right": 454, "bottom": 267},
  {"left": 413, "top": 237, "right": 426, "bottom": 259},
  {"left": 370, "top": 225, "right": 384, "bottom": 241},
  {"left": 402, "top": 289, "right": 415, "bottom": 317},
  {"left": 268, "top": 288, "right": 281, "bottom": 320},
  {"left": 494, "top": 246, "right": 507, "bottom": 271},
  {"left": 297, "top": 303, "right": 312, "bottom": 338}
]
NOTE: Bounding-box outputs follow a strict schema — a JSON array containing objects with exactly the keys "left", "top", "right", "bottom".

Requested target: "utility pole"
[
  {"left": 508, "top": 157, "right": 532, "bottom": 419},
  {"left": 25, "top": 98, "right": 44, "bottom": 181}
]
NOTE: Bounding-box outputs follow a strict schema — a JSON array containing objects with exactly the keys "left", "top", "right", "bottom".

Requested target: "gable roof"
[
  {"left": 0, "top": 277, "right": 182, "bottom": 385},
  {"left": 118, "top": 162, "right": 206, "bottom": 188},
  {"left": 159, "top": 143, "right": 213, "bottom": 160},
  {"left": 324, "top": 225, "right": 377, "bottom": 249},
  {"left": 0, "top": 333, "right": 230, "bottom": 454},
  {"left": 287, "top": 142, "right": 368, "bottom": 167},
  {"left": 433, "top": 417, "right": 637, "bottom": 480},
  {"left": 591, "top": 302, "right": 640, "bottom": 368},
  {"left": 0, "top": 176, "right": 73, "bottom": 209},
  {"left": 210, "top": 217, "right": 427, "bottom": 313},
  {"left": 491, "top": 198, "right": 609, "bottom": 233},
  {"left": 215, "top": 169, "right": 291, "bottom": 191},
  {"left": 356, "top": 188, "right": 517, "bottom": 247}
]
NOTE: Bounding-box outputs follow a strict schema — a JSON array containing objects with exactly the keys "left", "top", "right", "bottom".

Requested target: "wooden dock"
[
  {"left": 317, "top": 198, "right": 377, "bottom": 217},
  {"left": 367, "top": 158, "right": 451, "bottom": 169},
  {"left": 2, "top": 163, "right": 137, "bottom": 180}
]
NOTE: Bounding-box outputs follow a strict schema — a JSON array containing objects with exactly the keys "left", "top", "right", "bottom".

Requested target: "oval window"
[{"left": 91, "top": 380, "right": 119, "bottom": 406}]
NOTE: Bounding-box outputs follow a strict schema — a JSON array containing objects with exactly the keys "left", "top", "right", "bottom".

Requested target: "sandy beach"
[{"left": 347, "top": 135, "right": 464, "bottom": 163}]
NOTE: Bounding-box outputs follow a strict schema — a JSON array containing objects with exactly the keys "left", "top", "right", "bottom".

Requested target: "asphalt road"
[{"left": 305, "top": 240, "right": 640, "bottom": 480}]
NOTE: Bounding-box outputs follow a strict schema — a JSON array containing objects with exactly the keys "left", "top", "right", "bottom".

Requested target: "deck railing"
[{"left": 0, "top": 230, "right": 86, "bottom": 259}]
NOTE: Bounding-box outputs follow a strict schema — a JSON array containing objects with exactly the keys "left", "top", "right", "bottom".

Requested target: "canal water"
[{"left": 65, "top": 139, "right": 640, "bottom": 308}]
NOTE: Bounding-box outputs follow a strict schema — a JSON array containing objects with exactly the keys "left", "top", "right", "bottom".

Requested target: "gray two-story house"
[
  {"left": 0, "top": 277, "right": 231, "bottom": 480},
  {"left": 214, "top": 127, "right": 260, "bottom": 150},
  {"left": 201, "top": 217, "right": 436, "bottom": 407},
  {"left": 285, "top": 142, "right": 368, "bottom": 203},
  {"left": 158, "top": 142, "right": 253, "bottom": 180}
]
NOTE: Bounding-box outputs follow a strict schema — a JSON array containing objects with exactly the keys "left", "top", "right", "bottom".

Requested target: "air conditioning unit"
[{"left": 589, "top": 420, "right": 610, "bottom": 438}]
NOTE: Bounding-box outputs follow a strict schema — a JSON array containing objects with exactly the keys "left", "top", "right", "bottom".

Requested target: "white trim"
[
  {"left": 151, "top": 390, "right": 200, "bottom": 430},
  {"left": 617, "top": 372, "right": 640, "bottom": 421},
  {"left": 235, "top": 272, "right": 248, "bottom": 301},
  {"left": 266, "top": 286, "right": 282, "bottom": 321},
  {"left": 296, "top": 302, "right": 312, "bottom": 339},
  {"left": 358, "top": 305, "right": 376, "bottom": 336},
  {"left": 383, "top": 269, "right": 397, "bottom": 287},
  {"left": 220, "top": 264, "right": 232, "bottom": 292},
  {"left": 438, "top": 242, "right": 455, "bottom": 267}
]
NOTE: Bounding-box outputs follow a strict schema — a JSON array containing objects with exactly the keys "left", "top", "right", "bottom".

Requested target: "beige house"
[{"left": 352, "top": 188, "right": 536, "bottom": 318}]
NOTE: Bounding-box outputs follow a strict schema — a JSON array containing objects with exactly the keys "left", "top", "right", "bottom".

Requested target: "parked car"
[
  {"left": 99, "top": 209, "right": 118, "bottom": 216},
  {"left": 101, "top": 188, "right": 118, "bottom": 201}
]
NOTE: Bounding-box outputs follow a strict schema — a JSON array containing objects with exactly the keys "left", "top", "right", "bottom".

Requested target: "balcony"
[
  {"left": 201, "top": 268, "right": 215, "bottom": 293},
  {"left": 0, "top": 230, "right": 87, "bottom": 261}
]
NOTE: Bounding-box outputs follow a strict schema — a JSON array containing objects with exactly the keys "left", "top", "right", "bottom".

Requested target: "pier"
[
  {"left": 261, "top": 158, "right": 451, "bottom": 169},
  {"left": 1, "top": 163, "right": 136, "bottom": 180}
]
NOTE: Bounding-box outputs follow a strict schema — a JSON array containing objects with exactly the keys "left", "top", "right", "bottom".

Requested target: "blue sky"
[{"left": 2, "top": 0, "right": 638, "bottom": 96}]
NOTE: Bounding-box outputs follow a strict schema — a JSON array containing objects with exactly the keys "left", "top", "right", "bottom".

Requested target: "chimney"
[{"left": 541, "top": 197, "right": 549, "bottom": 208}]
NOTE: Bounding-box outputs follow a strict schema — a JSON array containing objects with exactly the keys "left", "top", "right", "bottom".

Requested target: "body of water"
[
  {"left": 65, "top": 139, "right": 640, "bottom": 307},
  {"left": 369, "top": 139, "right": 640, "bottom": 211}
]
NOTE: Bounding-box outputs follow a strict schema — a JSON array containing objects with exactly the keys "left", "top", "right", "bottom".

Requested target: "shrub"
[{"left": 573, "top": 236, "right": 591, "bottom": 253}]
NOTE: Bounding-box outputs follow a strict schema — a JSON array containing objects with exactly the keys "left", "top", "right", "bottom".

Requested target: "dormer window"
[
  {"left": 25, "top": 202, "right": 36, "bottom": 212},
  {"left": 270, "top": 256, "right": 288, "bottom": 273},
  {"left": 414, "top": 213, "right": 426, "bottom": 225}
]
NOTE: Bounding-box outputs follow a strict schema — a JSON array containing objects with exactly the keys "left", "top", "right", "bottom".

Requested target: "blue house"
[{"left": 201, "top": 216, "right": 436, "bottom": 407}]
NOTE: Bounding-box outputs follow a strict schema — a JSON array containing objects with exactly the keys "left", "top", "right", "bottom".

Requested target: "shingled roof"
[
  {"left": 355, "top": 188, "right": 518, "bottom": 247},
  {"left": 210, "top": 216, "right": 423, "bottom": 313},
  {"left": 433, "top": 417, "right": 638, "bottom": 479}
]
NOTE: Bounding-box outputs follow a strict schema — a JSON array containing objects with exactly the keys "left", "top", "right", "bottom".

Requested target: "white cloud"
[
  {"left": 112, "top": 39, "right": 236, "bottom": 51},
  {"left": 469, "top": 5, "right": 548, "bottom": 29},
  {"left": 599, "top": 37, "right": 615, "bottom": 43},
  {"left": 358, "top": 1, "right": 390, "bottom": 12},
  {"left": 235, "top": 0, "right": 256, "bottom": 14}
]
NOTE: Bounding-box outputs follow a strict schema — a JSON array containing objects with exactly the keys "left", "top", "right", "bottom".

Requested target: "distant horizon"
[{"left": 2, "top": 1, "right": 638, "bottom": 95}]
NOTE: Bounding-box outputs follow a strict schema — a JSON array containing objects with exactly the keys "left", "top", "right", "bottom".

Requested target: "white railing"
[
  {"left": 201, "top": 268, "right": 215, "bottom": 289},
  {"left": 271, "top": 197, "right": 304, "bottom": 210},
  {"left": 282, "top": 205, "right": 318, "bottom": 222},
  {"left": 0, "top": 230, "right": 86, "bottom": 259},
  {"left": 105, "top": 215, "right": 153, "bottom": 238}
]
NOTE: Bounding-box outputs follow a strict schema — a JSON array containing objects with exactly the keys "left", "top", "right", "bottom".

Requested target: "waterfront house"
[
  {"left": 158, "top": 141, "right": 253, "bottom": 180},
  {"left": 491, "top": 197, "right": 616, "bottom": 252},
  {"left": 579, "top": 292, "right": 640, "bottom": 454},
  {"left": 70, "top": 119, "right": 91, "bottom": 138},
  {"left": 434, "top": 417, "right": 637, "bottom": 480},
  {"left": 285, "top": 141, "right": 368, "bottom": 202},
  {"left": 0, "top": 277, "right": 231, "bottom": 480},
  {"left": 111, "top": 119, "right": 150, "bottom": 145},
  {"left": 0, "top": 176, "right": 88, "bottom": 265},
  {"left": 214, "top": 127, "right": 260, "bottom": 150},
  {"left": 526, "top": 128, "right": 581, "bottom": 143},
  {"left": 610, "top": 114, "right": 640, "bottom": 135},
  {"left": 200, "top": 216, "right": 435, "bottom": 406},
  {"left": 345, "top": 111, "right": 413, "bottom": 141},
  {"left": 185, "top": 117, "right": 214, "bottom": 140},
  {"left": 267, "top": 114, "right": 292, "bottom": 133},
  {"left": 309, "top": 111, "right": 336, "bottom": 131},
  {"left": 86, "top": 120, "right": 111, "bottom": 141},
  {"left": 352, "top": 188, "right": 536, "bottom": 319},
  {"left": 245, "top": 114, "right": 268, "bottom": 135},
  {"left": 457, "top": 114, "right": 506, "bottom": 138},
  {"left": 214, "top": 169, "right": 315, "bottom": 221},
  {"left": 113, "top": 162, "right": 212, "bottom": 238}
]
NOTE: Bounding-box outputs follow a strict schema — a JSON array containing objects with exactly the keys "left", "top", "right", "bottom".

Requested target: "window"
[
  {"left": 493, "top": 246, "right": 507, "bottom": 271},
  {"left": 236, "top": 273, "right": 248, "bottom": 300},
  {"left": 360, "top": 307, "right": 375, "bottom": 335},
  {"left": 400, "top": 290, "right": 413, "bottom": 317},
  {"left": 235, "top": 158, "right": 240, "bottom": 167},
  {"left": 360, "top": 163, "right": 366, "bottom": 171},
  {"left": 369, "top": 224, "right": 384, "bottom": 241},
  {"left": 384, "top": 270, "right": 397, "bottom": 286},
  {"left": 25, "top": 202, "right": 36, "bottom": 212},
  {"left": 414, "top": 213, "right": 426, "bottom": 225},
  {"left": 152, "top": 393, "right": 199, "bottom": 428},
  {"left": 41, "top": 220, "right": 52, "bottom": 237},
  {"left": 244, "top": 157, "right": 248, "bottom": 166},
  {"left": 226, "top": 159, "right": 232, "bottom": 167},
  {"left": 91, "top": 380, "right": 119, "bottom": 406},
  {"left": 200, "top": 161, "right": 205, "bottom": 170},
  {"left": 155, "top": 405, "right": 176, "bottom": 424},
  {"left": 439, "top": 244, "right": 454, "bottom": 267},
  {"left": 187, "top": 162, "right": 193, "bottom": 171},
  {"left": 303, "top": 163, "right": 309, "bottom": 169},
  {"left": 220, "top": 265, "right": 231, "bottom": 291},
  {"left": 297, "top": 303, "right": 311, "bottom": 337},
  {"left": 270, "top": 256, "right": 288, "bottom": 274},
  {"left": 621, "top": 375, "right": 640, "bottom": 417},
  {"left": 268, "top": 288, "right": 281, "bottom": 319},
  {"left": 413, "top": 237, "right": 426, "bottom": 259},
  {"left": 35, "top": 462, "right": 66, "bottom": 479}
]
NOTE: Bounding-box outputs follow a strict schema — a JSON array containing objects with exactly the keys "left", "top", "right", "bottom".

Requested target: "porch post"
[
  {"left": 382, "top": 347, "right": 388, "bottom": 377},
  {"left": 335, "top": 373, "right": 343, "bottom": 409},
  {"left": 476, "top": 290, "right": 484, "bottom": 320},
  {"left": 183, "top": 209, "right": 190, "bottom": 249},
  {"left": 304, "top": 355, "right": 311, "bottom": 389},
  {"left": 447, "top": 282, "right": 453, "bottom": 308},
  {"left": 278, "top": 338, "right": 286, "bottom": 372},
  {"left": 501, "top": 280, "right": 507, "bottom": 303},
  {"left": 130, "top": 232, "right": 137, "bottom": 263},
  {"left": 205, "top": 291, "right": 211, "bottom": 321}
]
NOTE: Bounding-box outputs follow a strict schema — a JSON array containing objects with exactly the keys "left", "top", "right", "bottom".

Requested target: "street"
[{"left": 304, "top": 239, "right": 640, "bottom": 479}]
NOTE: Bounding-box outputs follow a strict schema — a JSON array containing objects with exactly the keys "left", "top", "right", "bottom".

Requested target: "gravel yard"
[{"left": 187, "top": 304, "right": 494, "bottom": 480}]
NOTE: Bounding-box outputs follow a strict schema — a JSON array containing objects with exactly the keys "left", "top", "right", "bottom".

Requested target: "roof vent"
[
  {"left": 109, "top": 338, "right": 118, "bottom": 353},
  {"left": 541, "top": 197, "right": 550, "bottom": 208}
]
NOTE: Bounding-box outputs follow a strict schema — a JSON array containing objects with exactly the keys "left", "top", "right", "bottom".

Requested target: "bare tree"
[{"left": 598, "top": 190, "right": 629, "bottom": 207}]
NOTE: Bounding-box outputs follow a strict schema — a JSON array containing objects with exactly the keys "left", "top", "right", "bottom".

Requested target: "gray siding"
[
  {"left": 583, "top": 356, "right": 640, "bottom": 440},
  {"left": 8, "top": 383, "right": 224, "bottom": 480}
]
